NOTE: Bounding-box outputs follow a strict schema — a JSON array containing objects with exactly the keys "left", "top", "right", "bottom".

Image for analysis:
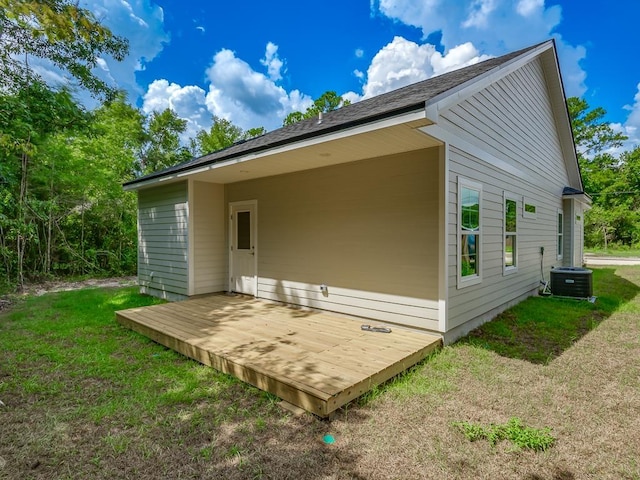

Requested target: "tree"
[
  {"left": 567, "top": 97, "right": 627, "bottom": 156},
  {"left": 196, "top": 116, "right": 244, "bottom": 155},
  {"left": 0, "top": 0, "right": 129, "bottom": 98},
  {"left": 0, "top": 81, "right": 89, "bottom": 286},
  {"left": 567, "top": 97, "right": 640, "bottom": 248},
  {"left": 67, "top": 95, "right": 145, "bottom": 273},
  {"left": 283, "top": 91, "right": 351, "bottom": 126},
  {"left": 139, "top": 109, "right": 191, "bottom": 175},
  {"left": 0, "top": 0, "right": 130, "bottom": 287},
  {"left": 195, "top": 117, "right": 266, "bottom": 156}
]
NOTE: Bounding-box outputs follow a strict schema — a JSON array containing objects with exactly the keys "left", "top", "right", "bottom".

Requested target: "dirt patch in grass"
[
  {"left": 0, "top": 276, "right": 137, "bottom": 315},
  {"left": 26, "top": 276, "right": 138, "bottom": 296},
  {"left": 1, "top": 267, "right": 640, "bottom": 479}
]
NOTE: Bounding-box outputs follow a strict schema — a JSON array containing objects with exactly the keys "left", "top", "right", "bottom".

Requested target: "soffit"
[{"left": 152, "top": 122, "right": 441, "bottom": 186}]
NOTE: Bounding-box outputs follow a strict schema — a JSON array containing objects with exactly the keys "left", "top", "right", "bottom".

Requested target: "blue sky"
[{"left": 61, "top": 0, "right": 639, "bottom": 150}]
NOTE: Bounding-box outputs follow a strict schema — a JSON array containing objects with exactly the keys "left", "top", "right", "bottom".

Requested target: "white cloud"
[
  {"left": 354, "top": 69, "right": 365, "bottom": 80},
  {"left": 142, "top": 79, "right": 209, "bottom": 140},
  {"left": 95, "top": 58, "right": 110, "bottom": 72},
  {"left": 554, "top": 37, "right": 587, "bottom": 98},
  {"left": 260, "top": 42, "right": 284, "bottom": 82},
  {"left": 82, "top": 0, "right": 169, "bottom": 98},
  {"left": 141, "top": 45, "right": 313, "bottom": 134},
  {"left": 462, "top": 0, "right": 497, "bottom": 29},
  {"left": 516, "top": 0, "right": 544, "bottom": 17},
  {"left": 374, "top": 0, "right": 586, "bottom": 96},
  {"left": 361, "top": 36, "right": 490, "bottom": 98},
  {"left": 21, "top": 0, "right": 168, "bottom": 106},
  {"left": 342, "top": 90, "right": 363, "bottom": 105},
  {"left": 624, "top": 83, "right": 640, "bottom": 133},
  {"left": 355, "top": 48, "right": 364, "bottom": 58},
  {"left": 205, "top": 47, "right": 310, "bottom": 130},
  {"left": 611, "top": 83, "right": 640, "bottom": 151},
  {"left": 196, "top": 26, "right": 205, "bottom": 33}
]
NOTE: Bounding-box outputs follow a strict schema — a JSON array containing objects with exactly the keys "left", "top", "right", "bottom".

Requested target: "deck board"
[{"left": 116, "top": 293, "right": 441, "bottom": 417}]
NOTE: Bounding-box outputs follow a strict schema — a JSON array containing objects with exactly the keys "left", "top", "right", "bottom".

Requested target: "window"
[
  {"left": 557, "top": 209, "right": 564, "bottom": 259},
  {"left": 236, "top": 211, "right": 251, "bottom": 250},
  {"left": 458, "top": 178, "right": 482, "bottom": 287},
  {"left": 523, "top": 201, "right": 537, "bottom": 219},
  {"left": 504, "top": 194, "right": 518, "bottom": 271}
]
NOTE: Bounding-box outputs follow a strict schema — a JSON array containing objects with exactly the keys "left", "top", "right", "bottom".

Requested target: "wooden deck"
[{"left": 116, "top": 294, "right": 442, "bottom": 417}]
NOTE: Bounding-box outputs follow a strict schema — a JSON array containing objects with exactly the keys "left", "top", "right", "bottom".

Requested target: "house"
[{"left": 123, "top": 39, "right": 590, "bottom": 344}]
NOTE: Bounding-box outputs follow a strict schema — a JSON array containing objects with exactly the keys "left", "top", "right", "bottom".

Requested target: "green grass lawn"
[
  {"left": 1, "top": 269, "right": 640, "bottom": 479},
  {"left": 0, "top": 287, "right": 285, "bottom": 479},
  {"left": 460, "top": 267, "right": 640, "bottom": 363}
]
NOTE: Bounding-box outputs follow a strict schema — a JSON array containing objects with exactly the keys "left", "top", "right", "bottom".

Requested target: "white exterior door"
[{"left": 229, "top": 201, "right": 257, "bottom": 295}]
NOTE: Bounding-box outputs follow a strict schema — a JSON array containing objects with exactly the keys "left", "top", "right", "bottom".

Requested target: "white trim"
[
  {"left": 228, "top": 200, "right": 258, "bottom": 296},
  {"left": 457, "top": 177, "right": 483, "bottom": 289},
  {"left": 425, "top": 41, "right": 554, "bottom": 123},
  {"left": 523, "top": 198, "right": 537, "bottom": 219},
  {"left": 438, "top": 144, "right": 449, "bottom": 333},
  {"left": 557, "top": 208, "right": 564, "bottom": 261},
  {"left": 187, "top": 179, "right": 195, "bottom": 296},
  {"left": 503, "top": 191, "right": 519, "bottom": 275},
  {"left": 420, "top": 124, "right": 529, "bottom": 182},
  {"left": 124, "top": 110, "right": 429, "bottom": 191}
]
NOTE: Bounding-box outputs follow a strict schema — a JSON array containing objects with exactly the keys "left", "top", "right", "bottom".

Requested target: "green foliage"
[
  {"left": 0, "top": 0, "right": 129, "bottom": 99},
  {"left": 0, "top": 81, "right": 91, "bottom": 285},
  {"left": 0, "top": 287, "right": 281, "bottom": 427},
  {"left": 454, "top": 417, "right": 555, "bottom": 451},
  {"left": 196, "top": 115, "right": 244, "bottom": 155},
  {"left": 195, "top": 116, "right": 266, "bottom": 156},
  {"left": 139, "top": 108, "right": 191, "bottom": 175},
  {"left": 582, "top": 147, "right": 640, "bottom": 248},
  {"left": 567, "top": 97, "right": 639, "bottom": 248},
  {"left": 283, "top": 91, "right": 351, "bottom": 126},
  {"left": 568, "top": 97, "right": 627, "bottom": 156}
]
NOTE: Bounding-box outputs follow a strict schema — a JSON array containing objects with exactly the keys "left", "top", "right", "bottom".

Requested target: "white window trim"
[
  {"left": 523, "top": 197, "right": 537, "bottom": 219},
  {"left": 557, "top": 208, "right": 564, "bottom": 261},
  {"left": 504, "top": 192, "right": 519, "bottom": 275},
  {"left": 457, "top": 177, "right": 482, "bottom": 289}
]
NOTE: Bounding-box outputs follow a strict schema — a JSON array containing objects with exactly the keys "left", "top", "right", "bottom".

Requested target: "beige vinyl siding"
[
  {"left": 442, "top": 58, "right": 570, "bottom": 335},
  {"left": 138, "top": 181, "right": 188, "bottom": 299},
  {"left": 191, "top": 181, "right": 226, "bottom": 294},
  {"left": 226, "top": 149, "right": 441, "bottom": 330}
]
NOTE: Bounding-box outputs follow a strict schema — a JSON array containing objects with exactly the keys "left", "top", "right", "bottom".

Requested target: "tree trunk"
[{"left": 17, "top": 146, "right": 29, "bottom": 290}]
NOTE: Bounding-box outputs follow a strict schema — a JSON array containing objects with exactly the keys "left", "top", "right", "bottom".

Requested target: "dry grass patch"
[{"left": 1, "top": 267, "right": 640, "bottom": 479}]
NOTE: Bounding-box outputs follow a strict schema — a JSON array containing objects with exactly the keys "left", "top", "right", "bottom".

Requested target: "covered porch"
[{"left": 116, "top": 294, "right": 442, "bottom": 417}]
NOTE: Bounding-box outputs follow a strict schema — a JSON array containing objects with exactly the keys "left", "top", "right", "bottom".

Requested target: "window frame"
[
  {"left": 457, "top": 177, "right": 483, "bottom": 288},
  {"left": 557, "top": 208, "right": 564, "bottom": 260},
  {"left": 503, "top": 192, "right": 519, "bottom": 274},
  {"left": 523, "top": 198, "right": 537, "bottom": 219}
]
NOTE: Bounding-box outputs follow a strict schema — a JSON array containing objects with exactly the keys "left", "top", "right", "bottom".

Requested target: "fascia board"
[{"left": 123, "top": 109, "right": 428, "bottom": 192}]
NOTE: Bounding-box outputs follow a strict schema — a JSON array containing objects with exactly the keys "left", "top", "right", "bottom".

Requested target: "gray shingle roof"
[{"left": 125, "top": 41, "right": 549, "bottom": 187}]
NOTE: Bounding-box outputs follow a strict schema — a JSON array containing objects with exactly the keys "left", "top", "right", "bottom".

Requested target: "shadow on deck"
[{"left": 116, "top": 293, "right": 442, "bottom": 417}]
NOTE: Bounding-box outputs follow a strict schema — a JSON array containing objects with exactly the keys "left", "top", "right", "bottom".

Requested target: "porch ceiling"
[{"left": 174, "top": 119, "right": 441, "bottom": 186}]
